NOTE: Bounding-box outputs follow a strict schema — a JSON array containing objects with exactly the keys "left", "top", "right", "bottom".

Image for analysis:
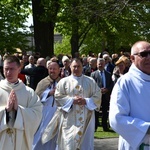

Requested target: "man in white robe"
[
  {"left": 42, "top": 58, "right": 101, "bottom": 150},
  {"left": 109, "top": 41, "right": 150, "bottom": 150},
  {"left": 32, "top": 60, "right": 61, "bottom": 150},
  {"left": 0, "top": 55, "right": 42, "bottom": 150}
]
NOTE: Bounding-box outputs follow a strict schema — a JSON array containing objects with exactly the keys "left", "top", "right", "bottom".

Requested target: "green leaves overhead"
[
  {"left": 0, "top": 0, "right": 149, "bottom": 56},
  {"left": 55, "top": 0, "right": 150, "bottom": 54},
  {"left": 0, "top": 0, "right": 31, "bottom": 54}
]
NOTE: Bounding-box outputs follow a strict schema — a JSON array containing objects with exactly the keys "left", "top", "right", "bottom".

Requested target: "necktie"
[
  {"left": 52, "top": 80, "right": 55, "bottom": 107},
  {"left": 100, "top": 71, "right": 103, "bottom": 87}
]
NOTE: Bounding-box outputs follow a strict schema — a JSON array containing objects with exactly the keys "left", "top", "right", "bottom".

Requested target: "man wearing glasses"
[{"left": 109, "top": 41, "right": 150, "bottom": 150}]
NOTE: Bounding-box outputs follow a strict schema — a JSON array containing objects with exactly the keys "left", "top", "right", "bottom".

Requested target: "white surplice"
[
  {"left": 32, "top": 84, "right": 57, "bottom": 150},
  {"left": 0, "top": 79, "right": 42, "bottom": 150},
  {"left": 42, "top": 74, "right": 101, "bottom": 150},
  {"left": 109, "top": 64, "right": 150, "bottom": 150}
]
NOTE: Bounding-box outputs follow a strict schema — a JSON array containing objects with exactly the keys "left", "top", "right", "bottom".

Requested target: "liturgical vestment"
[
  {"left": 0, "top": 79, "right": 42, "bottom": 150},
  {"left": 109, "top": 64, "right": 150, "bottom": 150},
  {"left": 42, "top": 74, "right": 101, "bottom": 150}
]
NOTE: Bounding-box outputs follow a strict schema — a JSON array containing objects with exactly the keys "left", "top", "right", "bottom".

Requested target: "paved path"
[{"left": 94, "top": 138, "right": 118, "bottom": 150}]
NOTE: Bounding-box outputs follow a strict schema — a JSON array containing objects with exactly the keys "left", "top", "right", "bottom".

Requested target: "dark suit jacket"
[
  {"left": 91, "top": 70, "right": 113, "bottom": 100},
  {"left": 60, "top": 67, "right": 71, "bottom": 78},
  {"left": 84, "top": 66, "right": 97, "bottom": 76},
  {"left": 21, "top": 66, "right": 48, "bottom": 90},
  {"left": 105, "top": 62, "right": 115, "bottom": 74}
]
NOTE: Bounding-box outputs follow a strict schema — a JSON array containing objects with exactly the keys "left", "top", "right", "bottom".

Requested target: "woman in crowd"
[{"left": 112, "top": 57, "right": 126, "bottom": 84}]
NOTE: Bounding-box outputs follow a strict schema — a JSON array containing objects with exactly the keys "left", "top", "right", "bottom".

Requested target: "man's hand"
[
  {"left": 13, "top": 90, "right": 18, "bottom": 111},
  {"left": 48, "top": 87, "right": 56, "bottom": 96},
  {"left": 73, "top": 96, "right": 86, "bottom": 105},
  {"left": 101, "top": 88, "right": 108, "bottom": 94},
  {"left": 6, "top": 90, "right": 18, "bottom": 112}
]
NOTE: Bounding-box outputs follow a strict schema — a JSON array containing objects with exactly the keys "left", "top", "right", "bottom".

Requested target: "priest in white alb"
[
  {"left": 0, "top": 55, "right": 42, "bottom": 150},
  {"left": 109, "top": 41, "right": 150, "bottom": 150}
]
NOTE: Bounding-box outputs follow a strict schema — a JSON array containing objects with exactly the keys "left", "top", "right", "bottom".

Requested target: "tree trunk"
[
  {"left": 70, "top": 30, "right": 79, "bottom": 58},
  {"left": 70, "top": 0, "right": 79, "bottom": 58},
  {"left": 32, "top": 0, "right": 54, "bottom": 58}
]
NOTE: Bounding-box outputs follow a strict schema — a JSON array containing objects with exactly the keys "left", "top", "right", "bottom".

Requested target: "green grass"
[{"left": 94, "top": 126, "right": 119, "bottom": 139}]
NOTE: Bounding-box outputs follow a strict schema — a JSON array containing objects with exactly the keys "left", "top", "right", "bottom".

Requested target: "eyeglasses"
[{"left": 133, "top": 51, "right": 150, "bottom": 58}]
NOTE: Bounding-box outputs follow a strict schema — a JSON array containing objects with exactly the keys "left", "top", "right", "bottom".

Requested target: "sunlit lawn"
[
  {"left": 94, "top": 126, "right": 119, "bottom": 139},
  {"left": 94, "top": 116, "right": 119, "bottom": 139}
]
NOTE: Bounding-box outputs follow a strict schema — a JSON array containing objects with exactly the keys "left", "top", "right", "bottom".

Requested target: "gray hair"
[{"left": 97, "top": 58, "right": 105, "bottom": 62}]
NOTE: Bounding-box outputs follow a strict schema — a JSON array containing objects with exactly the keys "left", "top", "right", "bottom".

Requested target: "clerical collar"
[
  {"left": 8, "top": 80, "right": 19, "bottom": 85},
  {"left": 71, "top": 74, "right": 83, "bottom": 80},
  {"left": 14, "top": 80, "right": 19, "bottom": 85}
]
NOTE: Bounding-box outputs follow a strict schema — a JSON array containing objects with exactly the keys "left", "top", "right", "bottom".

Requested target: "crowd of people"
[{"left": 0, "top": 40, "right": 150, "bottom": 150}]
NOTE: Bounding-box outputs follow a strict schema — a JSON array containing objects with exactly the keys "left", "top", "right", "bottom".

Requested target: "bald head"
[
  {"left": 89, "top": 57, "right": 97, "bottom": 69},
  {"left": 130, "top": 41, "right": 150, "bottom": 75},
  {"left": 131, "top": 41, "right": 150, "bottom": 55},
  {"left": 37, "top": 58, "right": 46, "bottom": 67}
]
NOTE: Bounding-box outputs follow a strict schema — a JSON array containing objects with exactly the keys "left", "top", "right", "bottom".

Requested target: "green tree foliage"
[
  {"left": 0, "top": 0, "right": 149, "bottom": 57},
  {"left": 54, "top": 36, "right": 71, "bottom": 56},
  {"left": 0, "top": 0, "right": 31, "bottom": 54},
  {"left": 55, "top": 0, "right": 150, "bottom": 56}
]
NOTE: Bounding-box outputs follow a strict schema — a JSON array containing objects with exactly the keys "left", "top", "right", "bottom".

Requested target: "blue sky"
[{"left": 25, "top": 14, "right": 33, "bottom": 30}]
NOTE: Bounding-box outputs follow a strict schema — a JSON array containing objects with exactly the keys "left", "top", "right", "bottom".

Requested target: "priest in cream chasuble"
[{"left": 43, "top": 58, "right": 101, "bottom": 150}]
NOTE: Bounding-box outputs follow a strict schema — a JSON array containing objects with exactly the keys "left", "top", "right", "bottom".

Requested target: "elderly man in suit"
[
  {"left": 91, "top": 58, "right": 114, "bottom": 131},
  {"left": 21, "top": 58, "right": 48, "bottom": 90}
]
